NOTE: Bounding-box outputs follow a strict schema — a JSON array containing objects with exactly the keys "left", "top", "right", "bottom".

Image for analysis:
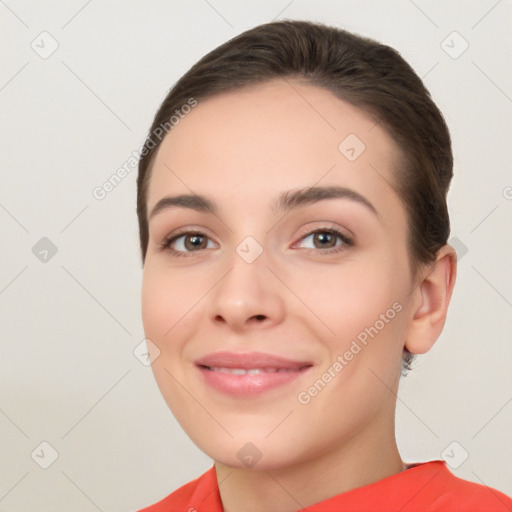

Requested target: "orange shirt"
[{"left": 138, "top": 460, "right": 512, "bottom": 511}]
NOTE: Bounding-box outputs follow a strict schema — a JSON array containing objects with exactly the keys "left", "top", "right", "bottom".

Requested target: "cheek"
[
  {"left": 141, "top": 264, "right": 198, "bottom": 414},
  {"left": 141, "top": 262, "right": 216, "bottom": 358},
  {"left": 141, "top": 266, "right": 169, "bottom": 339},
  {"left": 141, "top": 264, "right": 189, "bottom": 350},
  {"left": 287, "top": 256, "right": 407, "bottom": 392},
  {"left": 292, "top": 259, "right": 401, "bottom": 337},
  {"left": 292, "top": 263, "right": 405, "bottom": 427}
]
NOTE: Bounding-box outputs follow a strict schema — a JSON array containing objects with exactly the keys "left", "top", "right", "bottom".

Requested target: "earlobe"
[{"left": 404, "top": 245, "right": 457, "bottom": 355}]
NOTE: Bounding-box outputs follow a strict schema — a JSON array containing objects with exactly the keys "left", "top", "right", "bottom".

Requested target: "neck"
[{"left": 215, "top": 417, "right": 404, "bottom": 512}]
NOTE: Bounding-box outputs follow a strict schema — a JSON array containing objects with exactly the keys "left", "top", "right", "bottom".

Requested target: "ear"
[{"left": 404, "top": 244, "right": 457, "bottom": 354}]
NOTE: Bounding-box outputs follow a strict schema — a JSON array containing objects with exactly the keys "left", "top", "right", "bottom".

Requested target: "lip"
[{"left": 195, "top": 351, "right": 313, "bottom": 398}]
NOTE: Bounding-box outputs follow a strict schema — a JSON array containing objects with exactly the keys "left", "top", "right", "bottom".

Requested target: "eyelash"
[
  {"left": 158, "top": 229, "right": 214, "bottom": 258},
  {"left": 159, "top": 227, "right": 353, "bottom": 257}
]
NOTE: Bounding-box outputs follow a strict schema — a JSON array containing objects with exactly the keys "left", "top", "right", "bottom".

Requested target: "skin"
[{"left": 141, "top": 79, "right": 457, "bottom": 512}]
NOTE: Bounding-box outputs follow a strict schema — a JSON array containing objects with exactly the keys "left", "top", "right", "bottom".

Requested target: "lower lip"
[{"left": 197, "top": 366, "right": 310, "bottom": 398}]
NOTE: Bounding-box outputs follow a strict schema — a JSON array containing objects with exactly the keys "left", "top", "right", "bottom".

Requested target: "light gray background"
[{"left": 1, "top": 1, "right": 511, "bottom": 510}]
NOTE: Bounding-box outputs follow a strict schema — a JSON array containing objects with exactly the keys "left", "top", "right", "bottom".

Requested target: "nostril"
[{"left": 254, "top": 315, "right": 266, "bottom": 321}]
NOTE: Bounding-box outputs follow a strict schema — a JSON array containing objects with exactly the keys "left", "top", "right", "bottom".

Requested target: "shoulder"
[
  {"left": 408, "top": 461, "right": 512, "bottom": 511},
  {"left": 136, "top": 466, "right": 220, "bottom": 512}
]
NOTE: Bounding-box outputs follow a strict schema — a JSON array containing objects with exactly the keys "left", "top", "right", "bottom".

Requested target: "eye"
[
  {"left": 160, "top": 231, "right": 217, "bottom": 255},
  {"left": 296, "top": 228, "right": 353, "bottom": 254}
]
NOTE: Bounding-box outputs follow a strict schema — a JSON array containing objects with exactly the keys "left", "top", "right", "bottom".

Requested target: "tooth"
[{"left": 208, "top": 366, "right": 298, "bottom": 374}]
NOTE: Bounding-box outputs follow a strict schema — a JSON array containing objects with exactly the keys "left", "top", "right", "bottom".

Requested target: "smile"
[
  {"left": 195, "top": 351, "right": 313, "bottom": 398},
  {"left": 205, "top": 367, "right": 303, "bottom": 374}
]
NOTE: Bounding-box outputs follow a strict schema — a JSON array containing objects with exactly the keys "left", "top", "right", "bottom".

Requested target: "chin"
[{"left": 188, "top": 429, "right": 314, "bottom": 472}]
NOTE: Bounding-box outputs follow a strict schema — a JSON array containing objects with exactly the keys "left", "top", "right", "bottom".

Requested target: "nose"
[{"left": 208, "top": 249, "right": 286, "bottom": 332}]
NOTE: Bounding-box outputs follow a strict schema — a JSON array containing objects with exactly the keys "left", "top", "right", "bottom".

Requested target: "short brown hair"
[{"left": 136, "top": 20, "right": 453, "bottom": 370}]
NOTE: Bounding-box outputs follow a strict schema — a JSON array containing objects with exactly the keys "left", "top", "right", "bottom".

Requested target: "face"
[{"left": 141, "top": 79, "right": 417, "bottom": 470}]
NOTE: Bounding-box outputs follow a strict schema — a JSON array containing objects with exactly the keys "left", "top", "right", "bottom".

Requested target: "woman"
[{"left": 135, "top": 20, "right": 511, "bottom": 512}]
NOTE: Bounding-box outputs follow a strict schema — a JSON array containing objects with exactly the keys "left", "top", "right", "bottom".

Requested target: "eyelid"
[
  {"left": 159, "top": 224, "right": 354, "bottom": 256},
  {"left": 158, "top": 227, "right": 218, "bottom": 253},
  {"left": 293, "top": 223, "right": 353, "bottom": 245}
]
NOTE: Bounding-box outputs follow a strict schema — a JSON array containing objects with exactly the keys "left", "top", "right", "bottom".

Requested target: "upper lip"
[{"left": 195, "top": 351, "right": 312, "bottom": 370}]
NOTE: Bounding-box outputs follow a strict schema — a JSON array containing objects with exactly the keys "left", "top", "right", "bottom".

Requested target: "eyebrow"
[{"left": 148, "top": 185, "right": 378, "bottom": 220}]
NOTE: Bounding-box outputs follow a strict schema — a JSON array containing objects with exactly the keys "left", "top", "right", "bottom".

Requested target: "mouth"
[
  {"left": 204, "top": 367, "right": 305, "bottom": 374},
  {"left": 195, "top": 351, "right": 313, "bottom": 398}
]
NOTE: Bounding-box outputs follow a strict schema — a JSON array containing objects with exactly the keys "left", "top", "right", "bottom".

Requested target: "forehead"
[{"left": 147, "top": 79, "right": 403, "bottom": 216}]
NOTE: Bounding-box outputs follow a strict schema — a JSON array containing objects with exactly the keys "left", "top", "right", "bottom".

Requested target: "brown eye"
[
  {"left": 312, "top": 231, "right": 337, "bottom": 249},
  {"left": 296, "top": 228, "right": 353, "bottom": 256},
  {"left": 182, "top": 234, "right": 207, "bottom": 251},
  {"left": 161, "top": 231, "right": 217, "bottom": 255}
]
